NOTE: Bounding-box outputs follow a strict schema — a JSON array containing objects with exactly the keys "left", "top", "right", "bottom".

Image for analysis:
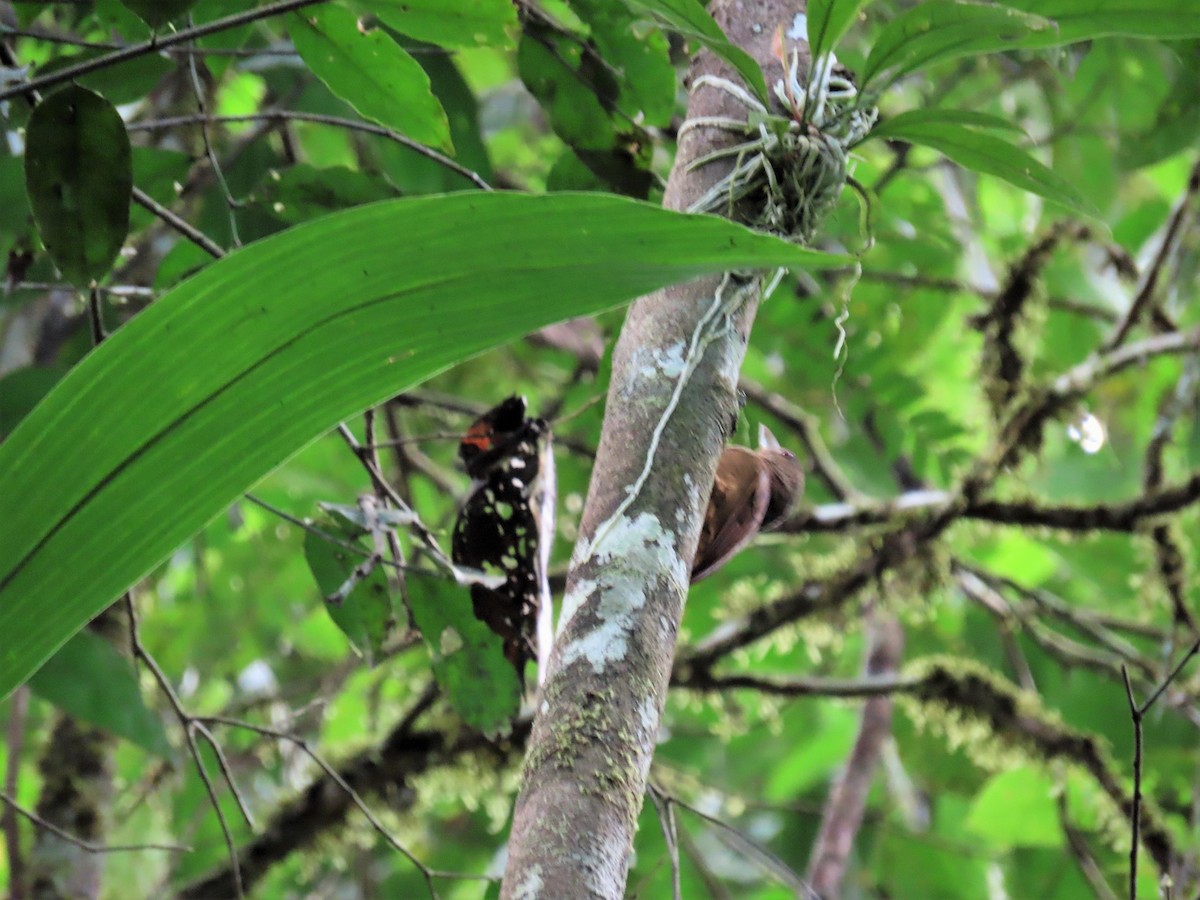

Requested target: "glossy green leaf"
[
  {"left": 806, "top": 0, "right": 870, "bottom": 62},
  {"left": 1118, "top": 46, "right": 1200, "bottom": 169},
  {"left": 118, "top": 0, "right": 196, "bottom": 29},
  {"left": 518, "top": 23, "right": 654, "bottom": 197},
  {"left": 29, "top": 629, "right": 172, "bottom": 757},
  {"left": 303, "top": 516, "right": 396, "bottom": 664},
  {"left": 860, "top": 1, "right": 1054, "bottom": 94},
  {"left": 966, "top": 767, "right": 1062, "bottom": 848},
  {"left": 0, "top": 366, "right": 64, "bottom": 439},
  {"left": 866, "top": 115, "right": 1096, "bottom": 217},
  {"left": 868, "top": 108, "right": 1026, "bottom": 141},
  {"left": 571, "top": 0, "right": 676, "bottom": 128},
  {"left": 362, "top": 0, "right": 518, "bottom": 48},
  {"left": 1005, "top": 0, "right": 1200, "bottom": 45},
  {"left": 34, "top": 51, "right": 172, "bottom": 106},
  {"left": 24, "top": 85, "right": 132, "bottom": 287},
  {"left": 290, "top": 5, "right": 451, "bottom": 151},
  {"left": 622, "top": 0, "right": 770, "bottom": 105},
  {"left": 0, "top": 192, "right": 844, "bottom": 701},
  {"left": 409, "top": 577, "right": 522, "bottom": 735}
]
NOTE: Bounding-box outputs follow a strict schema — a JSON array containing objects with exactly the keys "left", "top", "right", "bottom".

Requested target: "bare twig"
[
  {"left": 185, "top": 17, "right": 241, "bottom": 247},
  {"left": 1105, "top": 159, "right": 1200, "bottom": 350},
  {"left": 647, "top": 784, "right": 683, "bottom": 900},
  {"left": 1121, "top": 640, "right": 1200, "bottom": 898},
  {"left": 0, "top": 791, "right": 188, "bottom": 855},
  {"left": 3, "top": 686, "right": 29, "bottom": 899},
  {"left": 131, "top": 188, "right": 226, "bottom": 259},
  {"left": 196, "top": 715, "right": 441, "bottom": 897},
  {"left": 124, "top": 595, "right": 250, "bottom": 898},
  {"left": 129, "top": 110, "right": 493, "bottom": 191},
  {"left": 0, "top": 0, "right": 333, "bottom": 104}
]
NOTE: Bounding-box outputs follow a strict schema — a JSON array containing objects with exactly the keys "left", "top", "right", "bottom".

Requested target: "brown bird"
[{"left": 692, "top": 425, "right": 804, "bottom": 582}]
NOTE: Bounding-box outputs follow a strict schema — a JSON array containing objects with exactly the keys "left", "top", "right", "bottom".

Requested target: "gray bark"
[{"left": 500, "top": 3, "right": 810, "bottom": 897}]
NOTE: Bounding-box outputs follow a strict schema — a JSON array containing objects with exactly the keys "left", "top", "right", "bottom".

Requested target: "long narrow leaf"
[
  {"left": 806, "top": 0, "right": 871, "bottom": 63},
  {"left": 623, "top": 0, "right": 769, "bottom": 105},
  {"left": 872, "top": 117, "right": 1095, "bottom": 217},
  {"left": 860, "top": 1, "right": 1053, "bottom": 94},
  {"left": 867, "top": 108, "right": 1026, "bottom": 142},
  {"left": 0, "top": 192, "right": 843, "bottom": 700},
  {"left": 1005, "top": 0, "right": 1200, "bottom": 46}
]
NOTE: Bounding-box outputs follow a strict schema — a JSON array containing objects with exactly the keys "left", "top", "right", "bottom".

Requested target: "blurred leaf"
[
  {"left": 1005, "top": 0, "right": 1200, "bottom": 45},
  {"left": 807, "top": 0, "right": 870, "bottom": 62},
  {"left": 571, "top": 0, "right": 676, "bottom": 128},
  {"left": 363, "top": 0, "right": 518, "bottom": 48},
  {"left": 0, "top": 192, "right": 842, "bottom": 700},
  {"left": 867, "top": 114, "right": 1096, "bottom": 217},
  {"left": 409, "top": 577, "right": 522, "bottom": 734},
  {"left": 1118, "top": 45, "right": 1200, "bottom": 170},
  {"left": 518, "top": 23, "right": 654, "bottom": 196},
  {"left": 303, "top": 516, "right": 395, "bottom": 664},
  {"left": 29, "top": 629, "right": 171, "bottom": 757},
  {"left": 869, "top": 108, "right": 1026, "bottom": 140},
  {"left": 621, "top": 0, "right": 770, "bottom": 105},
  {"left": 371, "top": 42, "right": 493, "bottom": 193},
  {"left": 118, "top": 0, "right": 196, "bottom": 29},
  {"left": 34, "top": 51, "right": 172, "bottom": 106},
  {"left": 966, "top": 767, "right": 1062, "bottom": 848},
  {"left": 24, "top": 85, "right": 132, "bottom": 287},
  {"left": 252, "top": 164, "right": 396, "bottom": 224},
  {"left": 860, "top": 1, "right": 1054, "bottom": 94},
  {"left": 0, "top": 366, "right": 65, "bottom": 438},
  {"left": 290, "top": 5, "right": 452, "bottom": 151}
]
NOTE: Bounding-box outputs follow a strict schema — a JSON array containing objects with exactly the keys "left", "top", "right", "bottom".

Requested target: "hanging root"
[{"left": 681, "top": 41, "right": 877, "bottom": 246}]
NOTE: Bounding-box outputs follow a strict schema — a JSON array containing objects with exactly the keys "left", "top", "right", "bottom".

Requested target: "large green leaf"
[
  {"left": 0, "top": 192, "right": 843, "bottom": 701},
  {"left": 117, "top": 0, "right": 196, "bottom": 30},
  {"left": 24, "top": 85, "right": 132, "bottom": 287},
  {"left": 303, "top": 514, "right": 396, "bottom": 665},
  {"left": 806, "top": 0, "right": 871, "bottom": 63},
  {"left": 859, "top": 1, "right": 1054, "bottom": 94},
  {"left": 867, "top": 112, "right": 1096, "bottom": 218},
  {"left": 409, "top": 577, "right": 523, "bottom": 735},
  {"left": 1005, "top": 0, "right": 1200, "bottom": 45},
  {"left": 362, "top": 0, "right": 518, "bottom": 48},
  {"left": 621, "top": 0, "right": 770, "bottom": 105},
  {"left": 29, "top": 629, "right": 172, "bottom": 758},
  {"left": 290, "top": 5, "right": 451, "bottom": 151}
]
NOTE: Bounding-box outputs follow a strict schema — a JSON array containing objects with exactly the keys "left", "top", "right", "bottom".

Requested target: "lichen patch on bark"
[{"left": 558, "top": 512, "right": 686, "bottom": 674}]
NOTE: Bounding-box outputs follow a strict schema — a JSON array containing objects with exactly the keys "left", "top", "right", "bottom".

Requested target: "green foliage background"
[{"left": 1, "top": 1, "right": 1199, "bottom": 897}]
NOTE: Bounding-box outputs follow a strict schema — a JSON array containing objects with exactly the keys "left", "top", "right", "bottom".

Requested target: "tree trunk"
[{"left": 501, "top": 3, "right": 810, "bottom": 896}]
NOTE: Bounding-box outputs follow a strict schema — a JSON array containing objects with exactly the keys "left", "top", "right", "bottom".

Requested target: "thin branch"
[
  {"left": 1105, "top": 159, "right": 1200, "bottom": 350},
  {"left": 124, "top": 595, "right": 249, "bottom": 898},
  {"left": 679, "top": 670, "right": 925, "bottom": 699},
  {"left": 241, "top": 493, "right": 446, "bottom": 581},
  {"left": 131, "top": 188, "right": 226, "bottom": 259},
  {"left": 1059, "top": 792, "right": 1121, "bottom": 900},
  {"left": 659, "top": 786, "right": 819, "bottom": 898},
  {"left": 195, "top": 715, "right": 441, "bottom": 897},
  {"left": 0, "top": 0, "right": 333, "bottom": 104},
  {"left": 1121, "top": 641, "right": 1200, "bottom": 899},
  {"left": 185, "top": 17, "right": 241, "bottom": 247},
  {"left": 179, "top": 710, "right": 528, "bottom": 898},
  {"left": 3, "top": 687, "right": 29, "bottom": 899},
  {"left": 0, "top": 792, "right": 188, "bottom": 855},
  {"left": 646, "top": 784, "right": 683, "bottom": 900},
  {"left": 128, "top": 110, "right": 493, "bottom": 191}
]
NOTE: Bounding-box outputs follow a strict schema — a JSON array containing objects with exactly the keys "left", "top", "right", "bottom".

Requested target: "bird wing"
[{"left": 691, "top": 452, "right": 770, "bottom": 582}]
